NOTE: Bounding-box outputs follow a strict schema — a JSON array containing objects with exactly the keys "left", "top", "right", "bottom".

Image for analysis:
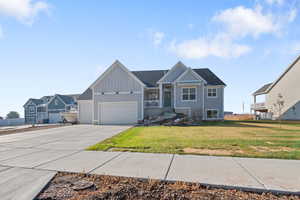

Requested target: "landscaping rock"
[{"left": 72, "top": 180, "right": 95, "bottom": 191}]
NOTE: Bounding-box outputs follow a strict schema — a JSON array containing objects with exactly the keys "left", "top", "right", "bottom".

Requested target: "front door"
[{"left": 163, "top": 91, "right": 171, "bottom": 107}]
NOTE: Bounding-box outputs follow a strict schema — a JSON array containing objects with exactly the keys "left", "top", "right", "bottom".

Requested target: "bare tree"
[{"left": 273, "top": 93, "right": 284, "bottom": 128}]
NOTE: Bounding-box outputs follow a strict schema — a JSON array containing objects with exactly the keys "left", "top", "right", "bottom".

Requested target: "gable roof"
[
  {"left": 56, "top": 94, "right": 76, "bottom": 105},
  {"left": 157, "top": 61, "right": 187, "bottom": 83},
  {"left": 132, "top": 70, "right": 168, "bottom": 87},
  {"left": 89, "top": 60, "right": 146, "bottom": 89},
  {"left": 266, "top": 54, "right": 300, "bottom": 93},
  {"left": 175, "top": 68, "right": 207, "bottom": 83},
  {"left": 23, "top": 98, "right": 44, "bottom": 107},
  {"left": 132, "top": 68, "right": 225, "bottom": 87},
  {"left": 253, "top": 83, "right": 273, "bottom": 96}
]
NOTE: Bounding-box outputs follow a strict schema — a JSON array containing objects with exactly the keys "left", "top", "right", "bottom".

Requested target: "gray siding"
[
  {"left": 266, "top": 58, "right": 300, "bottom": 119},
  {"left": 93, "top": 63, "right": 143, "bottom": 122},
  {"left": 174, "top": 83, "right": 204, "bottom": 118},
  {"left": 24, "top": 101, "right": 36, "bottom": 124},
  {"left": 204, "top": 87, "right": 224, "bottom": 119},
  {"left": 177, "top": 70, "right": 199, "bottom": 82}
]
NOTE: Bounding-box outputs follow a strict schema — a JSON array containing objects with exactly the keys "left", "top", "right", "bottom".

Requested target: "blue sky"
[{"left": 0, "top": 0, "right": 299, "bottom": 117}]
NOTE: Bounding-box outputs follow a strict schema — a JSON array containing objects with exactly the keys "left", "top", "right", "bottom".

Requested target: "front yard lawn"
[{"left": 87, "top": 121, "right": 300, "bottom": 160}]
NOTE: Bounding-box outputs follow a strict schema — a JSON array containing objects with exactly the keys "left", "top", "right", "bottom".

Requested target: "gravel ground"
[{"left": 37, "top": 172, "right": 300, "bottom": 200}]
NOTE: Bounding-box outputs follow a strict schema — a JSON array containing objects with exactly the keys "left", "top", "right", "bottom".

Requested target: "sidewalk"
[{"left": 1, "top": 149, "right": 299, "bottom": 195}]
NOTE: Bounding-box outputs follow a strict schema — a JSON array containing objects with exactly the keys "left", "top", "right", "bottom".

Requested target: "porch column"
[
  {"left": 253, "top": 95, "right": 257, "bottom": 119},
  {"left": 159, "top": 83, "right": 163, "bottom": 108}
]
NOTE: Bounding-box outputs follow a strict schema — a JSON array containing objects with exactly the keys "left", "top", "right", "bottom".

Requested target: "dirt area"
[
  {"left": 0, "top": 125, "right": 65, "bottom": 136},
  {"left": 37, "top": 172, "right": 300, "bottom": 200},
  {"left": 250, "top": 146, "right": 294, "bottom": 152},
  {"left": 183, "top": 148, "right": 244, "bottom": 156}
]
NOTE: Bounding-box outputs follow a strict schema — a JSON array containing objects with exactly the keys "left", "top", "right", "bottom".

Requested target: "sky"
[{"left": 0, "top": 0, "right": 300, "bottom": 118}]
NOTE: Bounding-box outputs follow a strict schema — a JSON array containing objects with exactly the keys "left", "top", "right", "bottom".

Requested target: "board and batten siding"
[
  {"left": 266, "top": 58, "right": 300, "bottom": 120},
  {"left": 93, "top": 64, "right": 143, "bottom": 122}
]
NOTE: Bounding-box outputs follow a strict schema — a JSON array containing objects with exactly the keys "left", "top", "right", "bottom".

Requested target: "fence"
[{"left": 0, "top": 118, "right": 25, "bottom": 126}]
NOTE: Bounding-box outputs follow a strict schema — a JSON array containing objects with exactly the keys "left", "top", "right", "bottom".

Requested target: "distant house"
[
  {"left": 252, "top": 55, "right": 300, "bottom": 120},
  {"left": 23, "top": 94, "right": 79, "bottom": 124},
  {"left": 77, "top": 60, "right": 226, "bottom": 124}
]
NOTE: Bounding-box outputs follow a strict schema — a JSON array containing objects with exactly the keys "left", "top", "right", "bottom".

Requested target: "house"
[
  {"left": 252, "top": 55, "right": 300, "bottom": 120},
  {"left": 24, "top": 94, "right": 79, "bottom": 124},
  {"left": 77, "top": 60, "right": 226, "bottom": 124}
]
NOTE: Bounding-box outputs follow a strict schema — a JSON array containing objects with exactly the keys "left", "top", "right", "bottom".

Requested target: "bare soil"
[
  {"left": 0, "top": 125, "right": 64, "bottom": 136},
  {"left": 37, "top": 172, "right": 300, "bottom": 200},
  {"left": 183, "top": 148, "right": 244, "bottom": 156}
]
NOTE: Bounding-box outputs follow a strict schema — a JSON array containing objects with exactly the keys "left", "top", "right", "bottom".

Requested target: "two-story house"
[
  {"left": 252, "top": 55, "right": 300, "bottom": 120},
  {"left": 24, "top": 94, "right": 79, "bottom": 124},
  {"left": 77, "top": 60, "right": 226, "bottom": 124}
]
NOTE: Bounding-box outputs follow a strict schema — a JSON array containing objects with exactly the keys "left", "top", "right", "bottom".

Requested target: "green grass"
[{"left": 87, "top": 121, "right": 300, "bottom": 160}]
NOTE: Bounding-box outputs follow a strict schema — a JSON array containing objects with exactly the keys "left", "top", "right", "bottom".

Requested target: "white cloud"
[
  {"left": 170, "top": 34, "right": 251, "bottom": 59},
  {"left": 265, "top": 0, "right": 285, "bottom": 6},
  {"left": 288, "top": 8, "right": 297, "bottom": 22},
  {"left": 0, "top": 0, "right": 49, "bottom": 25},
  {"left": 152, "top": 31, "right": 165, "bottom": 46},
  {"left": 212, "top": 6, "right": 279, "bottom": 38}
]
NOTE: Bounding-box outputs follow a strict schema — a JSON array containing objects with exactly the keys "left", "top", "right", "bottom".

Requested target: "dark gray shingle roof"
[
  {"left": 193, "top": 68, "right": 226, "bottom": 86},
  {"left": 30, "top": 98, "right": 44, "bottom": 105},
  {"left": 132, "top": 70, "right": 168, "bottom": 87},
  {"left": 253, "top": 83, "right": 273, "bottom": 95},
  {"left": 78, "top": 88, "right": 93, "bottom": 100}
]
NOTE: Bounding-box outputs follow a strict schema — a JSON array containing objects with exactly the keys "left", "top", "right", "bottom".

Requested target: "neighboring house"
[
  {"left": 24, "top": 94, "right": 79, "bottom": 124},
  {"left": 77, "top": 60, "right": 226, "bottom": 124},
  {"left": 252, "top": 55, "right": 300, "bottom": 120}
]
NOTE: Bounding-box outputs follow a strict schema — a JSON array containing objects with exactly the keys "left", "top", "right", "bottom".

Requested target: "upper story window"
[
  {"left": 207, "top": 88, "right": 217, "bottom": 97},
  {"left": 182, "top": 87, "right": 196, "bottom": 101}
]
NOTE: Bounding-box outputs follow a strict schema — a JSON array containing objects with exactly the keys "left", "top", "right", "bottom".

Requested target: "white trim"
[
  {"left": 207, "top": 88, "right": 218, "bottom": 98},
  {"left": 174, "top": 68, "right": 207, "bottom": 84},
  {"left": 92, "top": 87, "right": 95, "bottom": 124},
  {"left": 141, "top": 87, "right": 144, "bottom": 120},
  {"left": 90, "top": 60, "right": 145, "bottom": 89},
  {"left": 206, "top": 109, "right": 220, "bottom": 120},
  {"left": 174, "top": 83, "right": 177, "bottom": 107},
  {"left": 94, "top": 91, "right": 141, "bottom": 95},
  {"left": 159, "top": 83, "right": 163, "bottom": 108},
  {"left": 181, "top": 86, "right": 197, "bottom": 102},
  {"left": 202, "top": 85, "right": 205, "bottom": 120},
  {"left": 157, "top": 61, "right": 187, "bottom": 83}
]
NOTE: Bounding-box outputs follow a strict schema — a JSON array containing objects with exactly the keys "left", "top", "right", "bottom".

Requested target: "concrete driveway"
[
  {"left": 0, "top": 125, "right": 299, "bottom": 199},
  {"left": 0, "top": 125, "right": 131, "bottom": 200}
]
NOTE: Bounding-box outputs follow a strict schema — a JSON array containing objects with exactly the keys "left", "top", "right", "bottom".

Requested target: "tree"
[
  {"left": 6, "top": 111, "right": 20, "bottom": 119},
  {"left": 0, "top": 116, "right": 3, "bottom": 120},
  {"left": 273, "top": 93, "right": 284, "bottom": 128}
]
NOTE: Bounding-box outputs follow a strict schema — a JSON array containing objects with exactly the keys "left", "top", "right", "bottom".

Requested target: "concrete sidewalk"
[{"left": 0, "top": 125, "right": 299, "bottom": 199}]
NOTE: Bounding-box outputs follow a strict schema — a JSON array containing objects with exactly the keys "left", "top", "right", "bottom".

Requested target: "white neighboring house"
[
  {"left": 252, "top": 55, "right": 300, "bottom": 120},
  {"left": 77, "top": 60, "right": 226, "bottom": 125}
]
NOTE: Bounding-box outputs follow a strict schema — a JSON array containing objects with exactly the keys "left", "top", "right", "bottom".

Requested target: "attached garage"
[
  {"left": 49, "top": 112, "right": 62, "bottom": 123},
  {"left": 78, "top": 100, "right": 93, "bottom": 124},
  {"left": 99, "top": 101, "right": 138, "bottom": 124}
]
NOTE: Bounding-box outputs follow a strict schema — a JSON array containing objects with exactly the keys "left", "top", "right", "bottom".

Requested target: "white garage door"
[
  {"left": 100, "top": 101, "right": 138, "bottom": 124},
  {"left": 79, "top": 100, "right": 93, "bottom": 124},
  {"left": 49, "top": 113, "right": 62, "bottom": 123}
]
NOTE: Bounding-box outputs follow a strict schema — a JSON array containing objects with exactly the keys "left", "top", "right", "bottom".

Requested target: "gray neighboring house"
[
  {"left": 252, "top": 55, "right": 300, "bottom": 120},
  {"left": 24, "top": 94, "right": 79, "bottom": 124},
  {"left": 77, "top": 60, "right": 226, "bottom": 124}
]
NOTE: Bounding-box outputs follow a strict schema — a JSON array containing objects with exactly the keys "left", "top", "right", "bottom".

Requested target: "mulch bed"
[
  {"left": 37, "top": 172, "right": 300, "bottom": 200},
  {"left": 0, "top": 125, "right": 65, "bottom": 136}
]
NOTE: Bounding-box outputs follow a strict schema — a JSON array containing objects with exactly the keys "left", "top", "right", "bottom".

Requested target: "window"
[
  {"left": 146, "top": 89, "right": 159, "bottom": 100},
  {"left": 182, "top": 87, "right": 196, "bottom": 101},
  {"left": 207, "top": 110, "right": 218, "bottom": 119},
  {"left": 208, "top": 88, "right": 217, "bottom": 97}
]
